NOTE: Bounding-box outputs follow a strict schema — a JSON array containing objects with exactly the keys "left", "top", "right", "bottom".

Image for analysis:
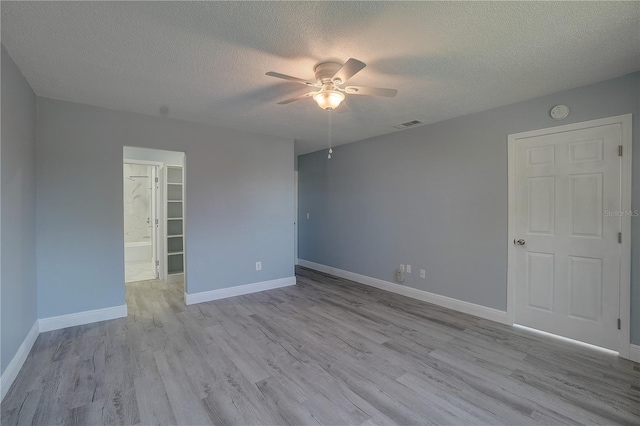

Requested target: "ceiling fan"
[{"left": 266, "top": 58, "right": 398, "bottom": 111}]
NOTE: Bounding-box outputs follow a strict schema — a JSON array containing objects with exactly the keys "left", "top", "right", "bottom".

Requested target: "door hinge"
[
  {"left": 155, "top": 218, "right": 159, "bottom": 225},
  {"left": 156, "top": 260, "right": 160, "bottom": 266},
  {"left": 618, "top": 232, "right": 622, "bottom": 244},
  {"left": 618, "top": 318, "right": 621, "bottom": 330},
  {"left": 155, "top": 177, "right": 159, "bottom": 183},
  {"left": 619, "top": 145, "right": 623, "bottom": 156}
]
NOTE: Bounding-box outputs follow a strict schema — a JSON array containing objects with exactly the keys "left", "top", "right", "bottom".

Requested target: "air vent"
[{"left": 392, "top": 120, "right": 423, "bottom": 129}]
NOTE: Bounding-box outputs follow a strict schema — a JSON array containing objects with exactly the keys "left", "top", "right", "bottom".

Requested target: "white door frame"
[
  {"left": 294, "top": 171, "right": 299, "bottom": 265},
  {"left": 507, "top": 114, "right": 632, "bottom": 359},
  {"left": 150, "top": 165, "right": 158, "bottom": 278}
]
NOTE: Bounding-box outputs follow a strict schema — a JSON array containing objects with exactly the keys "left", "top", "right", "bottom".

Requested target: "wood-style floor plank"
[{"left": 2, "top": 266, "right": 639, "bottom": 425}]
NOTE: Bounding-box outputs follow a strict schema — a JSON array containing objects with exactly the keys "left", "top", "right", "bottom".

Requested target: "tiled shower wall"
[{"left": 123, "top": 163, "right": 151, "bottom": 244}]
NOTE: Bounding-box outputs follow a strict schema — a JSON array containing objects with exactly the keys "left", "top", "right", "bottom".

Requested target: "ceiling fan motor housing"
[{"left": 314, "top": 62, "right": 343, "bottom": 85}]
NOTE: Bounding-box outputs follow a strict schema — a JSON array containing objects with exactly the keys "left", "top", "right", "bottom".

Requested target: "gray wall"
[
  {"left": 37, "top": 98, "right": 294, "bottom": 318},
  {"left": 1, "top": 46, "right": 38, "bottom": 374},
  {"left": 298, "top": 72, "right": 640, "bottom": 344}
]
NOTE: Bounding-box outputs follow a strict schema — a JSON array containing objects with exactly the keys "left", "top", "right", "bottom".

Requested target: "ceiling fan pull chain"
[{"left": 327, "top": 110, "right": 333, "bottom": 159}]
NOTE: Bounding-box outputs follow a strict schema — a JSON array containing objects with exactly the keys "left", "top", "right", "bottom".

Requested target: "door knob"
[{"left": 514, "top": 238, "right": 526, "bottom": 246}]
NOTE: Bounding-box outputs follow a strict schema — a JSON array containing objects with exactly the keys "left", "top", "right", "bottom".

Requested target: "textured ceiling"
[{"left": 2, "top": 2, "right": 639, "bottom": 155}]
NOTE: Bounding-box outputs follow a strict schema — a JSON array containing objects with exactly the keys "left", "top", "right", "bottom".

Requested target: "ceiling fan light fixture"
[{"left": 313, "top": 90, "right": 345, "bottom": 110}]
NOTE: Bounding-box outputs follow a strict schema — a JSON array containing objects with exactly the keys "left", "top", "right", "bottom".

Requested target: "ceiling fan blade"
[
  {"left": 266, "top": 71, "right": 317, "bottom": 86},
  {"left": 277, "top": 91, "right": 316, "bottom": 105},
  {"left": 344, "top": 86, "right": 398, "bottom": 97},
  {"left": 332, "top": 58, "right": 366, "bottom": 84}
]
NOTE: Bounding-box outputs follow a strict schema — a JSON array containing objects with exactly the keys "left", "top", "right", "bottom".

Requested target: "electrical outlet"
[
  {"left": 307, "top": 213, "right": 310, "bottom": 219},
  {"left": 407, "top": 265, "right": 412, "bottom": 273},
  {"left": 420, "top": 269, "right": 425, "bottom": 279},
  {"left": 400, "top": 264, "right": 405, "bottom": 272},
  {"left": 256, "top": 261, "right": 262, "bottom": 271}
]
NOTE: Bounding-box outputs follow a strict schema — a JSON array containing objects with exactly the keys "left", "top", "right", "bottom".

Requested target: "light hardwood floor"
[{"left": 2, "top": 266, "right": 639, "bottom": 425}]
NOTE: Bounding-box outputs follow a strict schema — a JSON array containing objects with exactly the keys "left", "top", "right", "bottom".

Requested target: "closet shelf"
[{"left": 166, "top": 165, "right": 184, "bottom": 280}]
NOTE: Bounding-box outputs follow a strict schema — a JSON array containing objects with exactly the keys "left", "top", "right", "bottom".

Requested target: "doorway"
[
  {"left": 122, "top": 146, "right": 187, "bottom": 302},
  {"left": 507, "top": 114, "right": 632, "bottom": 358},
  {"left": 295, "top": 170, "right": 298, "bottom": 265}
]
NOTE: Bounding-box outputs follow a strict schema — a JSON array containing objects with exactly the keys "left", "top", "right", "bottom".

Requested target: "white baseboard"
[
  {"left": 185, "top": 276, "right": 297, "bottom": 305},
  {"left": 1, "top": 321, "right": 39, "bottom": 401},
  {"left": 38, "top": 304, "right": 128, "bottom": 333},
  {"left": 630, "top": 345, "right": 640, "bottom": 363},
  {"left": 298, "top": 260, "right": 507, "bottom": 324}
]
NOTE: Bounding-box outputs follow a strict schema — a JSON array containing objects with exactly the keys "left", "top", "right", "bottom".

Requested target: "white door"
[{"left": 513, "top": 123, "right": 623, "bottom": 351}]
